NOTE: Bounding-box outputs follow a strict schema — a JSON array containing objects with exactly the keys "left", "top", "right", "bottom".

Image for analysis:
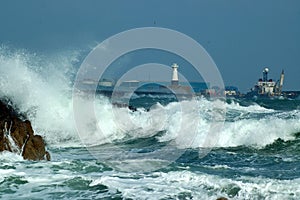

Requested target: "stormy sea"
[{"left": 1, "top": 49, "right": 300, "bottom": 200}]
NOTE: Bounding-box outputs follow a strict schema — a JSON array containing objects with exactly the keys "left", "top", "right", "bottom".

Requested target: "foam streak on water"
[
  {"left": 1, "top": 149, "right": 300, "bottom": 199},
  {"left": 1, "top": 48, "right": 300, "bottom": 199},
  {"left": 1, "top": 48, "right": 299, "bottom": 148}
]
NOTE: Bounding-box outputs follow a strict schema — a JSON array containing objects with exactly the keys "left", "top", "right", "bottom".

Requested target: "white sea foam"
[
  {"left": 1, "top": 150, "right": 299, "bottom": 199},
  {"left": 227, "top": 100, "right": 274, "bottom": 113},
  {"left": 80, "top": 96, "right": 300, "bottom": 148},
  {"left": 0, "top": 151, "right": 24, "bottom": 162},
  {"left": 216, "top": 117, "right": 300, "bottom": 147},
  {"left": 91, "top": 170, "right": 300, "bottom": 199},
  {"left": 0, "top": 48, "right": 79, "bottom": 145},
  {"left": 1, "top": 157, "right": 299, "bottom": 199},
  {"left": 0, "top": 48, "right": 299, "bottom": 149}
]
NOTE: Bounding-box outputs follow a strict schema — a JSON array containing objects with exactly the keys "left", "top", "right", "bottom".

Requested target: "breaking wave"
[{"left": 1, "top": 47, "right": 300, "bottom": 149}]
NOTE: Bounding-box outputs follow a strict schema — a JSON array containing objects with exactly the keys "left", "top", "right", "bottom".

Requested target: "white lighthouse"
[{"left": 171, "top": 63, "right": 179, "bottom": 86}]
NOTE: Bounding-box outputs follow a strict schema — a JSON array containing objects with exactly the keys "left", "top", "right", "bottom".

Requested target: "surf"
[{"left": 0, "top": 47, "right": 300, "bottom": 150}]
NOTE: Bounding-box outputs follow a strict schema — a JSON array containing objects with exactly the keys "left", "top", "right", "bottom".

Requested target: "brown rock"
[
  {"left": 0, "top": 99, "right": 50, "bottom": 161},
  {"left": 216, "top": 197, "right": 228, "bottom": 200},
  {"left": 10, "top": 119, "right": 32, "bottom": 149},
  {"left": 45, "top": 151, "right": 51, "bottom": 161},
  {"left": 22, "top": 135, "right": 47, "bottom": 160}
]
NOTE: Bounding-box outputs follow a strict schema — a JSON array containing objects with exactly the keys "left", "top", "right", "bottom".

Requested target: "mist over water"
[{"left": 1, "top": 47, "right": 300, "bottom": 199}]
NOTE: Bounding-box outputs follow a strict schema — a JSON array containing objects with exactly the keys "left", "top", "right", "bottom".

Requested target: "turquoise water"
[
  {"left": 1, "top": 49, "right": 300, "bottom": 199},
  {"left": 1, "top": 97, "right": 300, "bottom": 199}
]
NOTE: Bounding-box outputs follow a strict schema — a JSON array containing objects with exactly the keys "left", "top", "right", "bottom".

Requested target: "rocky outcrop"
[
  {"left": 0, "top": 99, "right": 50, "bottom": 161},
  {"left": 216, "top": 197, "right": 228, "bottom": 200}
]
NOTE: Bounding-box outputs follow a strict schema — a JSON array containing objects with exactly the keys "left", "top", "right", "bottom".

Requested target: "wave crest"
[{"left": 1, "top": 47, "right": 299, "bottom": 149}]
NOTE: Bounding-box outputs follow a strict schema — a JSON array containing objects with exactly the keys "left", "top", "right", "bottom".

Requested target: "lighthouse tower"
[{"left": 171, "top": 63, "right": 179, "bottom": 86}]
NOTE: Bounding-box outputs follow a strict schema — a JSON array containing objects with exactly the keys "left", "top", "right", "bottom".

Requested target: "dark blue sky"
[{"left": 1, "top": 0, "right": 299, "bottom": 92}]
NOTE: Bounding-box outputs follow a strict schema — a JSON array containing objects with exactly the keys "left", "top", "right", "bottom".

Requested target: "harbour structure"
[
  {"left": 171, "top": 63, "right": 179, "bottom": 86},
  {"left": 115, "top": 63, "right": 208, "bottom": 96},
  {"left": 225, "top": 86, "right": 240, "bottom": 97},
  {"left": 81, "top": 63, "right": 209, "bottom": 97},
  {"left": 168, "top": 63, "right": 209, "bottom": 93},
  {"left": 247, "top": 68, "right": 284, "bottom": 97},
  {"left": 98, "top": 78, "right": 115, "bottom": 87}
]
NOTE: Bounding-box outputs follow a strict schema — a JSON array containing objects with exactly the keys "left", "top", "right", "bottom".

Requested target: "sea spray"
[
  {"left": 4, "top": 121, "right": 21, "bottom": 154},
  {"left": 1, "top": 47, "right": 300, "bottom": 150},
  {"left": 0, "top": 47, "right": 79, "bottom": 145},
  {"left": 0, "top": 48, "right": 300, "bottom": 199}
]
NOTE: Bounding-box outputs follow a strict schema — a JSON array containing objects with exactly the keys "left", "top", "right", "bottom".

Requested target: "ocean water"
[{"left": 1, "top": 49, "right": 300, "bottom": 200}]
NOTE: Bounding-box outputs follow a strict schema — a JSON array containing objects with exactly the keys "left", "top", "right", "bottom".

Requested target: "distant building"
[
  {"left": 80, "top": 78, "right": 98, "bottom": 85},
  {"left": 120, "top": 80, "right": 140, "bottom": 88},
  {"left": 171, "top": 63, "right": 179, "bottom": 86},
  {"left": 99, "top": 79, "right": 114, "bottom": 87},
  {"left": 95, "top": 63, "right": 209, "bottom": 97},
  {"left": 205, "top": 89, "right": 216, "bottom": 96},
  {"left": 225, "top": 86, "right": 239, "bottom": 96}
]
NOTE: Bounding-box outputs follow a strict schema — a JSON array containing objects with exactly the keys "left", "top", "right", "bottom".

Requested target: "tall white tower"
[
  {"left": 279, "top": 70, "right": 284, "bottom": 93},
  {"left": 171, "top": 63, "right": 179, "bottom": 86}
]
